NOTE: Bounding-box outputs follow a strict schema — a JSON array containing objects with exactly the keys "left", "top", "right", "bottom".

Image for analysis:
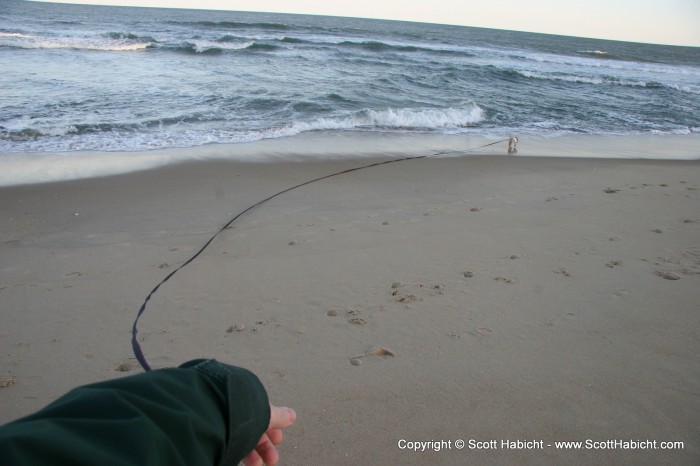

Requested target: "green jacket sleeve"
[{"left": 0, "top": 359, "right": 270, "bottom": 466}]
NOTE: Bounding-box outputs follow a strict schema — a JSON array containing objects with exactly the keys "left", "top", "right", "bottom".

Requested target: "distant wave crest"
[
  {"left": 335, "top": 39, "right": 476, "bottom": 58},
  {"left": 577, "top": 50, "right": 609, "bottom": 57},
  {"left": 513, "top": 69, "right": 684, "bottom": 91},
  {"left": 171, "top": 20, "right": 291, "bottom": 31},
  {"left": 161, "top": 40, "right": 279, "bottom": 54},
  {"left": 0, "top": 31, "right": 153, "bottom": 51}
]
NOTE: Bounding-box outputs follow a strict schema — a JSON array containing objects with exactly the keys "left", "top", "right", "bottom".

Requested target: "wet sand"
[{"left": 1, "top": 151, "right": 699, "bottom": 464}]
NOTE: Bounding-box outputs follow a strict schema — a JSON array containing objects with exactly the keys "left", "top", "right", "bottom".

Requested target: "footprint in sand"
[
  {"left": 349, "top": 317, "right": 367, "bottom": 325},
  {"left": 226, "top": 324, "right": 246, "bottom": 333},
  {"left": 544, "top": 313, "right": 576, "bottom": 327},
  {"left": 469, "top": 327, "right": 494, "bottom": 341},
  {"left": 325, "top": 308, "right": 368, "bottom": 324},
  {"left": 0, "top": 377, "right": 16, "bottom": 388},
  {"left": 349, "top": 347, "right": 395, "bottom": 366},
  {"left": 390, "top": 281, "right": 445, "bottom": 305},
  {"left": 398, "top": 294, "right": 418, "bottom": 303},
  {"left": 343, "top": 309, "right": 367, "bottom": 325},
  {"left": 114, "top": 360, "right": 139, "bottom": 372},
  {"left": 656, "top": 271, "right": 681, "bottom": 280},
  {"left": 494, "top": 276, "right": 515, "bottom": 283}
]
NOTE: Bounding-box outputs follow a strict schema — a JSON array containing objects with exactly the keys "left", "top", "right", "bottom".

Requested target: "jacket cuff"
[{"left": 180, "top": 359, "right": 270, "bottom": 466}]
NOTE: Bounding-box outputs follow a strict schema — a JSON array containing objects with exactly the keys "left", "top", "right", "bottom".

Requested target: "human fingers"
[
  {"left": 268, "top": 404, "right": 296, "bottom": 430},
  {"left": 266, "top": 427, "right": 284, "bottom": 446},
  {"left": 254, "top": 433, "right": 280, "bottom": 466},
  {"left": 244, "top": 431, "right": 280, "bottom": 466},
  {"left": 242, "top": 448, "right": 263, "bottom": 466},
  {"left": 243, "top": 405, "right": 294, "bottom": 465}
]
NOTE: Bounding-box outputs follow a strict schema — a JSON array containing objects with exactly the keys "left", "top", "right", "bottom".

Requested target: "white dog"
[{"left": 508, "top": 136, "right": 519, "bottom": 154}]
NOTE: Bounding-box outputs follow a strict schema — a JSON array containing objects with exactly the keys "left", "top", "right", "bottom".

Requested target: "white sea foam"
[
  {"left": 578, "top": 50, "right": 608, "bottom": 56},
  {"left": 284, "top": 106, "right": 485, "bottom": 134},
  {"left": 517, "top": 70, "right": 671, "bottom": 89},
  {"left": 0, "top": 106, "right": 486, "bottom": 153},
  {"left": 187, "top": 39, "right": 253, "bottom": 53},
  {"left": 0, "top": 32, "right": 29, "bottom": 38},
  {"left": 0, "top": 33, "right": 152, "bottom": 51}
]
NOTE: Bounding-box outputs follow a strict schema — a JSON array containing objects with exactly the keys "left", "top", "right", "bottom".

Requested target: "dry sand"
[{"left": 1, "top": 150, "right": 699, "bottom": 464}]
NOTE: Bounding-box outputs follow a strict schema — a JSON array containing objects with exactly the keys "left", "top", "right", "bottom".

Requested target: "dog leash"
[{"left": 131, "top": 137, "right": 513, "bottom": 371}]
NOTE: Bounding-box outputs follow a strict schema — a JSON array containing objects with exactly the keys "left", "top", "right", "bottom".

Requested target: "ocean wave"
[
  {"left": 575, "top": 49, "right": 671, "bottom": 65},
  {"left": 281, "top": 106, "right": 485, "bottom": 135},
  {"left": 510, "top": 47, "right": 696, "bottom": 79},
  {"left": 219, "top": 34, "right": 289, "bottom": 50},
  {"left": 514, "top": 69, "right": 675, "bottom": 90},
  {"left": 511, "top": 48, "right": 654, "bottom": 70},
  {"left": 576, "top": 50, "right": 615, "bottom": 59},
  {"left": 104, "top": 32, "right": 157, "bottom": 43},
  {"left": 161, "top": 40, "right": 279, "bottom": 54},
  {"left": 339, "top": 40, "right": 419, "bottom": 53},
  {"left": 0, "top": 124, "right": 109, "bottom": 142},
  {"left": 280, "top": 36, "right": 304, "bottom": 44},
  {"left": 333, "top": 39, "right": 477, "bottom": 58},
  {"left": 246, "top": 42, "right": 280, "bottom": 52},
  {"left": 167, "top": 41, "right": 219, "bottom": 54},
  {"left": 216, "top": 34, "right": 244, "bottom": 43},
  {"left": 668, "top": 84, "right": 700, "bottom": 95},
  {"left": 0, "top": 31, "right": 153, "bottom": 51},
  {"left": 0, "top": 127, "right": 46, "bottom": 141},
  {"left": 0, "top": 106, "right": 486, "bottom": 152},
  {"left": 0, "top": 111, "right": 212, "bottom": 142},
  {"left": 217, "top": 32, "right": 480, "bottom": 59},
  {"left": 171, "top": 20, "right": 291, "bottom": 31},
  {"left": 0, "top": 31, "right": 28, "bottom": 38},
  {"left": 578, "top": 50, "right": 608, "bottom": 56}
]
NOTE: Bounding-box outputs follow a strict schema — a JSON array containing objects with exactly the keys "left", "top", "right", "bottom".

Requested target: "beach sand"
[{"left": 1, "top": 148, "right": 699, "bottom": 464}]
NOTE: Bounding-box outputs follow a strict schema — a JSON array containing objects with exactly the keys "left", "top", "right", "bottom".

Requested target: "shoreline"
[
  {"left": 1, "top": 153, "right": 699, "bottom": 464},
  {"left": 1, "top": 132, "right": 699, "bottom": 187}
]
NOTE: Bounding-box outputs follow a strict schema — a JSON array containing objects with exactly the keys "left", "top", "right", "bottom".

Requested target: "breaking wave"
[
  {"left": 0, "top": 106, "right": 486, "bottom": 152},
  {"left": 0, "top": 31, "right": 153, "bottom": 51},
  {"left": 513, "top": 69, "right": 682, "bottom": 91},
  {"left": 160, "top": 39, "right": 281, "bottom": 54},
  {"left": 261, "top": 106, "right": 486, "bottom": 140},
  {"left": 171, "top": 20, "right": 292, "bottom": 31}
]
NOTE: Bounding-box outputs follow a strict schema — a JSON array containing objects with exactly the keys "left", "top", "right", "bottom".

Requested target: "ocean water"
[{"left": 1, "top": 0, "right": 699, "bottom": 159}]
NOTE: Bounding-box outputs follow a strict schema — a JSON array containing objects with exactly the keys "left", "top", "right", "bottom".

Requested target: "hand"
[{"left": 243, "top": 404, "right": 297, "bottom": 466}]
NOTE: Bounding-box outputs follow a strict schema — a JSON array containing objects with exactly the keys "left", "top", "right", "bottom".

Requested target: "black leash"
[{"left": 131, "top": 139, "right": 510, "bottom": 371}]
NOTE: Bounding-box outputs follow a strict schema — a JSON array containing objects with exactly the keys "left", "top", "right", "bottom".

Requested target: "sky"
[{"left": 34, "top": 0, "right": 700, "bottom": 47}]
